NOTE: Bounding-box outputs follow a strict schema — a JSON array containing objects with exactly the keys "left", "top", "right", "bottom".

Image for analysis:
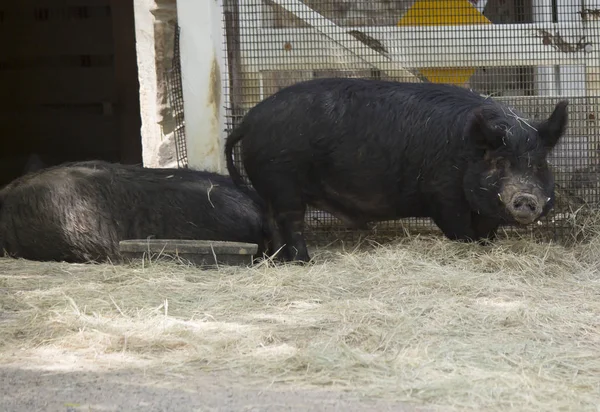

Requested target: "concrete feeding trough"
[{"left": 119, "top": 239, "right": 259, "bottom": 267}]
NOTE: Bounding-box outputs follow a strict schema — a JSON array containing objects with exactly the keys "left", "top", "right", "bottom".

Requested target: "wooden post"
[
  {"left": 176, "top": 0, "right": 227, "bottom": 173},
  {"left": 584, "top": 0, "right": 600, "bottom": 165},
  {"left": 557, "top": 0, "right": 587, "bottom": 97},
  {"left": 533, "top": 0, "right": 559, "bottom": 96}
]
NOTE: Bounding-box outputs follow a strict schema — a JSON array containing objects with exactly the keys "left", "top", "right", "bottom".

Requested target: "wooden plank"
[
  {"left": 119, "top": 240, "right": 258, "bottom": 268},
  {"left": 0, "top": 113, "right": 118, "bottom": 155},
  {"left": 0, "top": 20, "right": 113, "bottom": 57},
  {"left": 532, "top": 0, "right": 558, "bottom": 96},
  {"left": 551, "top": 0, "right": 591, "bottom": 177},
  {"left": 0, "top": 68, "right": 116, "bottom": 105},
  {"left": 241, "top": 0, "right": 420, "bottom": 82},
  {"left": 2, "top": 0, "right": 109, "bottom": 9},
  {"left": 260, "top": 70, "right": 313, "bottom": 97},
  {"left": 584, "top": 1, "right": 600, "bottom": 165},
  {"left": 238, "top": 71, "right": 263, "bottom": 109},
  {"left": 557, "top": 0, "right": 587, "bottom": 97},
  {"left": 240, "top": 22, "right": 592, "bottom": 71}
]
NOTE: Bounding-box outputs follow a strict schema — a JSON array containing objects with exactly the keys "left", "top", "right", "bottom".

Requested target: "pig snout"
[{"left": 507, "top": 193, "right": 542, "bottom": 224}]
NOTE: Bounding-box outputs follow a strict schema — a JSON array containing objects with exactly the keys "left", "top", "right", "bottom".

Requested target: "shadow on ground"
[{"left": 0, "top": 366, "right": 428, "bottom": 412}]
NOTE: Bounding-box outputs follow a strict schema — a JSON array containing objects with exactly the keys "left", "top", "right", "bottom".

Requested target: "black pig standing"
[
  {"left": 225, "top": 78, "right": 568, "bottom": 262},
  {"left": 0, "top": 160, "right": 272, "bottom": 263}
]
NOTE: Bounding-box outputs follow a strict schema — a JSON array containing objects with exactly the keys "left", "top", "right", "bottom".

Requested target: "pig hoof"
[
  {"left": 287, "top": 259, "right": 311, "bottom": 266},
  {"left": 477, "top": 238, "right": 494, "bottom": 246}
]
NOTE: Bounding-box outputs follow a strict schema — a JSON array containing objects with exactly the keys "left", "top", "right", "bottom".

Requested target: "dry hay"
[{"left": 1, "top": 229, "right": 600, "bottom": 411}]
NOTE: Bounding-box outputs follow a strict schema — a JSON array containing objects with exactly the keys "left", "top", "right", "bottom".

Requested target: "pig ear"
[
  {"left": 465, "top": 108, "right": 505, "bottom": 152},
  {"left": 537, "top": 100, "right": 568, "bottom": 150}
]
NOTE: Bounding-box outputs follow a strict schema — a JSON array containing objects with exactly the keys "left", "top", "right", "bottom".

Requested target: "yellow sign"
[{"left": 397, "top": 0, "right": 491, "bottom": 85}]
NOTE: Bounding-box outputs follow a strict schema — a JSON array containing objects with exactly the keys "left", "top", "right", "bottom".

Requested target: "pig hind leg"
[
  {"left": 264, "top": 203, "right": 289, "bottom": 261},
  {"left": 268, "top": 190, "right": 310, "bottom": 263},
  {"left": 276, "top": 207, "right": 310, "bottom": 263}
]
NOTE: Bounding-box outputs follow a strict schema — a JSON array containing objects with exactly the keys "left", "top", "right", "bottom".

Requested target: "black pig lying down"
[
  {"left": 0, "top": 160, "right": 272, "bottom": 263},
  {"left": 225, "top": 78, "right": 569, "bottom": 262}
]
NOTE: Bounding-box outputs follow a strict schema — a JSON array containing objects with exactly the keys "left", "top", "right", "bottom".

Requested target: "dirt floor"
[{"left": 0, "top": 366, "right": 427, "bottom": 412}]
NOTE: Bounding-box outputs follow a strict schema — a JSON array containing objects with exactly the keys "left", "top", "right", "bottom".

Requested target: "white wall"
[
  {"left": 176, "top": 0, "right": 228, "bottom": 173},
  {"left": 133, "top": 0, "right": 180, "bottom": 168},
  {"left": 133, "top": 0, "right": 227, "bottom": 171},
  {"left": 133, "top": 0, "right": 161, "bottom": 167}
]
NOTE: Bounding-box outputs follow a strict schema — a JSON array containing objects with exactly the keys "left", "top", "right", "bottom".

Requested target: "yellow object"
[{"left": 397, "top": 0, "right": 491, "bottom": 85}]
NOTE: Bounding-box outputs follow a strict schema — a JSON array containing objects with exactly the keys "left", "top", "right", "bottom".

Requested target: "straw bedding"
[{"left": 1, "top": 227, "right": 599, "bottom": 411}]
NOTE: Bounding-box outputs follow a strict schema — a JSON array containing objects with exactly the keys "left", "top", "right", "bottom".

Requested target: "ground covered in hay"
[{"left": 1, "top": 234, "right": 599, "bottom": 411}]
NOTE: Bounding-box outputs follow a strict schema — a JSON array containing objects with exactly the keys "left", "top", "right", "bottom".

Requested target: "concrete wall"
[
  {"left": 134, "top": 0, "right": 227, "bottom": 172},
  {"left": 177, "top": 0, "right": 228, "bottom": 174},
  {"left": 133, "top": 0, "right": 179, "bottom": 168}
]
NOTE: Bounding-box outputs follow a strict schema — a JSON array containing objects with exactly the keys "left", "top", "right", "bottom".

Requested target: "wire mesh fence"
[
  {"left": 166, "top": 25, "right": 189, "bottom": 168},
  {"left": 218, "top": 0, "right": 600, "bottom": 245}
]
